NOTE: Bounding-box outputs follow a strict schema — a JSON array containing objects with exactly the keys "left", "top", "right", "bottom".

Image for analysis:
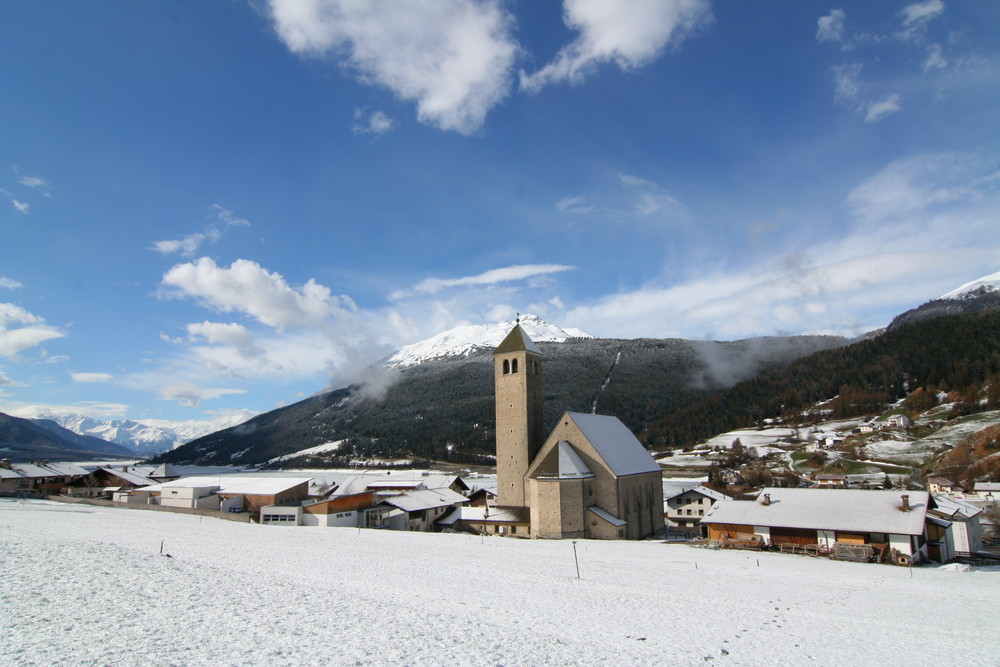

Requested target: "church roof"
[
  {"left": 493, "top": 323, "right": 541, "bottom": 355},
  {"left": 566, "top": 412, "right": 661, "bottom": 477}
]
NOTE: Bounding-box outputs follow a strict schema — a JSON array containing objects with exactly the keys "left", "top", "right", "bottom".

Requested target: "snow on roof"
[
  {"left": 664, "top": 485, "right": 732, "bottom": 503},
  {"left": 703, "top": 488, "right": 930, "bottom": 536},
  {"left": 14, "top": 463, "right": 88, "bottom": 479},
  {"left": 932, "top": 494, "right": 982, "bottom": 519},
  {"left": 566, "top": 412, "right": 660, "bottom": 477},
  {"left": 144, "top": 476, "right": 311, "bottom": 496},
  {"left": 383, "top": 488, "right": 468, "bottom": 512},
  {"left": 974, "top": 482, "right": 1000, "bottom": 492},
  {"left": 437, "top": 505, "right": 524, "bottom": 526},
  {"left": 150, "top": 463, "right": 179, "bottom": 478},
  {"left": 588, "top": 505, "right": 627, "bottom": 527},
  {"left": 98, "top": 467, "right": 156, "bottom": 487},
  {"left": 555, "top": 441, "right": 593, "bottom": 479}
]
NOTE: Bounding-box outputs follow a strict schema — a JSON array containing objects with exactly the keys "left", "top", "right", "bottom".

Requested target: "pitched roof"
[
  {"left": 493, "top": 324, "right": 541, "bottom": 355},
  {"left": 150, "top": 463, "right": 179, "bottom": 478},
  {"left": 383, "top": 488, "right": 468, "bottom": 512},
  {"left": 703, "top": 488, "right": 930, "bottom": 536},
  {"left": 664, "top": 485, "right": 732, "bottom": 503},
  {"left": 566, "top": 412, "right": 660, "bottom": 477},
  {"left": 931, "top": 494, "right": 982, "bottom": 519},
  {"left": 437, "top": 505, "right": 524, "bottom": 526},
  {"left": 588, "top": 505, "right": 627, "bottom": 527}
]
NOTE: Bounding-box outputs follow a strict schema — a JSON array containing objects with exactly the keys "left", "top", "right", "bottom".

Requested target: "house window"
[
  {"left": 511, "top": 526, "right": 517, "bottom": 534},
  {"left": 699, "top": 510, "right": 704, "bottom": 516}
]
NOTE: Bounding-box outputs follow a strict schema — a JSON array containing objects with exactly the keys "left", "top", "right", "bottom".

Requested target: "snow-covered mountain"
[
  {"left": 39, "top": 413, "right": 252, "bottom": 456},
  {"left": 888, "top": 269, "right": 1000, "bottom": 330},
  {"left": 939, "top": 269, "right": 1000, "bottom": 300},
  {"left": 383, "top": 314, "right": 592, "bottom": 368}
]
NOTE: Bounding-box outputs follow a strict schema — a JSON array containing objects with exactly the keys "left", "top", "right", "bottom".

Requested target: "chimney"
[
  {"left": 900, "top": 494, "right": 910, "bottom": 512},
  {"left": 0, "top": 459, "right": 11, "bottom": 469},
  {"left": 762, "top": 493, "right": 771, "bottom": 506}
]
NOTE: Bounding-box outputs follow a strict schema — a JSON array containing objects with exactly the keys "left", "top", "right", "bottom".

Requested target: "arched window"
[
  {"left": 511, "top": 358, "right": 519, "bottom": 374},
  {"left": 503, "top": 359, "right": 510, "bottom": 375}
]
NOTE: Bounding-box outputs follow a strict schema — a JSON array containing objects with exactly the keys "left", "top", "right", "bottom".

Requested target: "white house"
[
  {"left": 930, "top": 495, "right": 984, "bottom": 555},
  {"left": 384, "top": 488, "right": 469, "bottom": 532},
  {"left": 663, "top": 486, "right": 731, "bottom": 533}
]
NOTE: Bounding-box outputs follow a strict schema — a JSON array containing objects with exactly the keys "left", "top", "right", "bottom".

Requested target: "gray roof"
[
  {"left": 703, "top": 488, "right": 930, "bottom": 536},
  {"left": 932, "top": 494, "right": 982, "bottom": 519},
  {"left": 383, "top": 488, "right": 468, "bottom": 512},
  {"left": 566, "top": 412, "right": 660, "bottom": 477}
]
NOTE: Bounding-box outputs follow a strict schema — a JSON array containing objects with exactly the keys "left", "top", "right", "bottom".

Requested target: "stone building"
[{"left": 493, "top": 321, "right": 664, "bottom": 539}]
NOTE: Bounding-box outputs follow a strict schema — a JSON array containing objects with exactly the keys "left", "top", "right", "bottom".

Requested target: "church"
[{"left": 493, "top": 321, "right": 665, "bottom": 539}]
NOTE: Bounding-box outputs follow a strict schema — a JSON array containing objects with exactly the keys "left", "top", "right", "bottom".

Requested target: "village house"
[
  {"left": 814, "top": 473, "right": 847, "bottom": 487},
  {"left": 72, "top": 465, "right": 156, "bottom": 498},
  {"left": 493, "top": 321, "right": 665, "bottom": 540},
  {"left": 928, "top": 495, "right": 984, "bottom": 556},
  {"left": 703, "top": 488, "right": 935, "bottom": 565},
  {"left": 383, "top": 487, "right": 470, "bottom": 532},
  {"left": 663, "top": 485, "right": 732, "bottom": 534},
  {"left": 119, "top": 476, "right": 311, "bottom": 517},
  {"left": 927, "top": 477, "right": 963, "bottom": 496},
  {"left": 0, "top": 459, "right": 88, "bottom": 495},
  {"left": 436, "top": 505, "right": 530, "bottom": 536}
]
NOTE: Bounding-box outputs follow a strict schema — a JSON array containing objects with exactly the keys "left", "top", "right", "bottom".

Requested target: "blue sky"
[{"left": 2, "top": 0, "right": 998, "bottom": 430}]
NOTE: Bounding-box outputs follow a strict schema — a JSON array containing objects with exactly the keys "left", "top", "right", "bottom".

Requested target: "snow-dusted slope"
[
  {"left": 384, "top": 314, "right": 592, "bottom": 368},
  {"left": 940, "top": 269, "right": 1000, "bottom": 300},
  {"left": 3, "top": 499, "right": 997, "bottom": 666}
]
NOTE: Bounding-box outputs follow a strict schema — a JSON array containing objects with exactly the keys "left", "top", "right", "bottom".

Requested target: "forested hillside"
[{"left": 650, "top": 311, "right": 1000, "bottom": 448}]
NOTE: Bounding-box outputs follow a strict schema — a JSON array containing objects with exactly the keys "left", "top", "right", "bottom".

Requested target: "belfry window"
[
  {"left": 511, "top": 359, "right": 519, "bottom": 374},
  {"left": 503, "top": 359, "right": 510, "bottom": 375}
]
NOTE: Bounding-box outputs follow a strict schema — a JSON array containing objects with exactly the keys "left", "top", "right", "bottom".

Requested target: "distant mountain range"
[{"left": 0, "top": 412, "right": 134, "bottom": 461}]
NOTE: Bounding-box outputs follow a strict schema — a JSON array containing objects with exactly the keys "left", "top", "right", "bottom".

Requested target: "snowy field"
[{"left": 3, "top": 500, "right": 999, "bottom": 666}]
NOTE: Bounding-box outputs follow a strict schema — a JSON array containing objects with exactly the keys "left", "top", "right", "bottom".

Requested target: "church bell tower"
[{"left": 493, "top": 319, "right": 544, "bottom": 508}]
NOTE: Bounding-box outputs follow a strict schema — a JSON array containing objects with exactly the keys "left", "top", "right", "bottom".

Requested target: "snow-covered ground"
[{"left": 3, "top": 500, "right": 998, "bottom": 666}]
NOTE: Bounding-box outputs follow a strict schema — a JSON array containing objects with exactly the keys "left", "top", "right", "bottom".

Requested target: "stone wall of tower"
[{"left": 494, "top": 349, "right": 543, "bottom": 508}]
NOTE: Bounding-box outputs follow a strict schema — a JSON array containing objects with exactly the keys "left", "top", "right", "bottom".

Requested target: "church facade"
[{"left": 493, "top": 322, "right": 665, "bottom": 540}]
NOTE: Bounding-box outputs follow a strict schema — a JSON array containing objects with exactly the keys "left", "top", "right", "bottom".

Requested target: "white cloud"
[
  {"left": 555, "top": 196, "right": 593, "bottom": 214},
  {"left": 18, "top": 175, "right": 51, "bottom": 196},
  {"left": 564, "top": 152, "right": 1000, "bottom": 340},
  {"left": 832, "top": 63, "right": 862, "bottom": 103},
  {"left": 816, "top": 9, "right": 846, "bottom": 44},
  {"left": 0, "top": 277, "right": 22, "bottom": 290},
  {"left": 159, "top": 257, "right": 354, "bottom": 330},
  {"left": 11, "top": 200, "right": 28, "bottom": 214},
  {"left": 520, "top": 0, "right": 711, "bottom": 93},
  {"left": 156, "top": 382, "right": 247, "bottom": 408},
  {"left": 186, "top": 321, "right": 265, "bottom": 360},
  {"left": 900, "top": 1, "right": 945, "bottom": 28},
  {"left": 153, "top": 204, "right": 250, "bottom": 256},
  {"left": 353, "top": 108, "right": 395, "bottom": 136},
  {"left": 0, "top": 303, "right": 65, "bottom": 359},
  {"left": 391, "top": 264, "right": 576, "bottom": 300},
  {"left": 3, "top": 402, "right": 130, "bottom": 420},
  {"left": 268, "top": 0, "right": 519, "bottom": 135},
  {"left": 864, "top": 93, "right": 902, "bottom": 122},
  {"left": 923, "top": 43, "right": 947, "bottom": 71},
  {"left": 70, "top": 372, "right": 114, "bottom": 383}
]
